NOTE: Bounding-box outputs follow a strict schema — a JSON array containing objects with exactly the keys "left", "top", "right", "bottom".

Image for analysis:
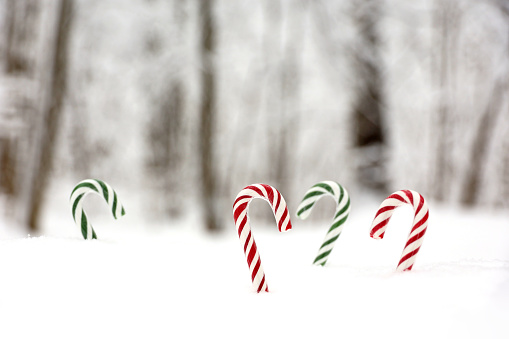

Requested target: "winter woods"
[{"left": 0, "top": 0, "right": 508, "bottom": 233}]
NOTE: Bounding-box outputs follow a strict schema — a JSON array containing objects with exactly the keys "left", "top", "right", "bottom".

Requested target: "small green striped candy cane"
[
  {"left": 296, "top": 181, "right": 351, "bottom": 266},
  {"left": 70, "top": 179, "right": 126, "bottom": 240}
]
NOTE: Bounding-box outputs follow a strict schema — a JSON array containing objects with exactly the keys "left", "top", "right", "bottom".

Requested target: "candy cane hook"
[
  {"left": 296, "top": 181, "right": 350, "bottom": 266},
  {"left": 370, "top": 190, "right": 429, "bottom": 271},
  {"left": 233, "top": 184, "right": 292, "bottom": 293},
  {"left": 70, "top": 179, "right": 126, "bottom": 239}
]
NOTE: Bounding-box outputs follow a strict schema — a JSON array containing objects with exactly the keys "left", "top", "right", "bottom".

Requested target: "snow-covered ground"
[{"left": 0, "top": 192, "right": 508, "bottom": 338}]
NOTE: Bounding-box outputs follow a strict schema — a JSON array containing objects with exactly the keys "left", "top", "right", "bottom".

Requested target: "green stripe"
[
  {"left": 80, "top": 212, "right": 97, "bottom": 240},
  {"left": 81, "top": 213, "right": 88, "bottom": 239},
  {"left": 327, "top": 215, "right": 348, "bottom": 233},
  {"left": 71, "top": 182, "right": 99, "bottom": 197},
  {"left": 314, "top": 182, "right": 334, "bottom": 195},
  {"left": 97, "top": 180, "right": 109, "bottom": 202},
  {"left": 301, "top": 190, "right": 324, "bottom": 201},
  {"left": 335, "top": 199, "right": 351, "bottom": 218},
  {"left": 112, "top": 194, "right": 118, "bottom": 218},
  {"left": 313, "top": 250, "right": 332, "bottom": 265},
  {"left": 297, "top": 202, "right": 315, "bottom": 217},
  {"left": 72, "top": 194, "right": 84, "bottom": 220},
  {"left": 319, "top": 235, "right": 340, "bottom": 250},
  {"left": 327, "top": 218, "right": 344, "bottom": 233}
]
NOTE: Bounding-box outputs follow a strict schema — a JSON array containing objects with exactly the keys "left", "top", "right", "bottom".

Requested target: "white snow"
[{"left": 0, "top": 196, "right": 508, "bottom": 338}]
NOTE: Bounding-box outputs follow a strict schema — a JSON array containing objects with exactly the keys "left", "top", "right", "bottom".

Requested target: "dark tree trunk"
[
  {"left": 26, "top": 0, "right": 73, "bottom": 232},
  {"left": 147, "top": 80, "right": 184, "bottom": 216},
  {"left": 198, "top": 0, "right": 220, "bottom": 232},
  {"left": 0, "top": 138, "right": 16, "bottom": 195},
  {"left": 351, "top": 0, "right": 386, "bottom": 191}
]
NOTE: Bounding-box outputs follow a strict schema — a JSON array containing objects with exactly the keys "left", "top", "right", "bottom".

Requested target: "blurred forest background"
[{"left": 0, "top": 0, "right": 508, "bottom": 234}]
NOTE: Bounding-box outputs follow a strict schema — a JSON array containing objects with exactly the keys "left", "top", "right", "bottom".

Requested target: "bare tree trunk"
[
  {"left": 160, "top": 0, "right": 186, "bottom": 217},
  {"left": 0, "top": 138, "right": 16, "bottom": 195},
  {"left": 461, "top": 79, "right": 506, "bottom": 205},
  {"left": 351, "top": 0, "right": 386, "bottom": 191},
  {"left": 147, "top": 80, "right": 184, "bottom": 216},
  {"left": 1, "top": 0, "right": 40, "bottom": 206},
  {"left": 26, "top": 0, "right": 73, "bottom": 231},
  {"left": 198, "top": 0, "right": 220, "bottom": 232}
]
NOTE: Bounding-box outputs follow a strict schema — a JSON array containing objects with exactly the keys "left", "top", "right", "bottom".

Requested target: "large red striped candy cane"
[
  {"left": 233, "top": 184, "right": 292, "bottom": 293},
  {"left": 370, "top": 190, "right": 429, "bottom": 271}
]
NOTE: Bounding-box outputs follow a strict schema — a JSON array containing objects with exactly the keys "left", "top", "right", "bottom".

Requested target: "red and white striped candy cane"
[
  {"left": 370, "top": 190, "right": 429, "bottom": 271},
  {"left": 233, "top": 184, "right": 292, "bottom": 293}
]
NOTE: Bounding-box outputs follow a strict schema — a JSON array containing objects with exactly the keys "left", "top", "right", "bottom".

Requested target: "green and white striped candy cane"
[
  {"left": 296, "top": 181, "right": 350, "bottom": 266},
  {"left": 70, "top": 179, "right": 126, "bottom": 239}
]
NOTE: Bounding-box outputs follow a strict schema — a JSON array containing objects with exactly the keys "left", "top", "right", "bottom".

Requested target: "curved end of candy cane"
[
  {"left": 114, "top": 206, "right": 126, "bottom": 219},
  {"left": 295, "top": 207, "right": 311, "bottom": 220},
  {"left": 296, "top": 195, "right": 315, "bottom": 220},
  {"left": 369, "top": 229, "right": 384, "bottom": 240},
  {"left": 369, "top": 220, "right": 387, "bottom": 239}
]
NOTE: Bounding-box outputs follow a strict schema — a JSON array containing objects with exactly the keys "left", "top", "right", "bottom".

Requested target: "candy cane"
[
  {"left": 70, "top": 179, "right": 126, "bottom": 239},
  {"left": 233, "top": 184, "right": 292, "bottom": 293},
  {"left": 296, "top": 181, "right": 350, "bottom": 266},
  {"left": 370, "top": 190, "right": 429, "bottom": 271}
]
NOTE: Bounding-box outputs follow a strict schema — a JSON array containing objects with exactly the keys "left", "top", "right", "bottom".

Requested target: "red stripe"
[
  {"left": 274, "top": 191, "right": 281, "bottom": 216},
  {"left": 374, "top": 205, "right": 397, "bottom": 219},
  {"left": 403, "top": 228, "right": 426, "bottom": 249},
  {"left": 233, "top": 201, "right": 249, "bottom": 221},
  {"left": 397, "top": 247, "right": 421, "bottom": 268},
  {"left": 285, "top": 218, "right": 292, "bottom": 231},
  {"left": 237, "top": 215, "right": 247, "bottom": 237},
  {"left": 245, "top": 185, "right": 264, "bottom": 198},
  {"left": 414, "top": 194, "right": 425, "bottom": 217},
  {"left": 278, "top": 208, "right": 288, "bottom": 232},
  {"left": 233, "top": 195, "right": 251, "bottom": 208},
  {"left": 233, "top": 195, "right": 253, "bottom": 208},
  {"left": 243, "top": 231, "right": 252, "bottom": 253},
  {"left": 247, "top": 241, "right": 258, "bottom": 266},
  {"left": 402, "top": 190, "right": 413, "bottom": 205},
  {"left": 410, "top": 210, "right": 429, "bottom": 234},
  {"left": 388, "top": 193, "right": 406, "bottom": 203},
  {"left": 370, "top": 219, "right": 390, "bottom": 238},
  {"left": 261, "top": 184, "right": 274, "bottom": 204},
  {"left": 257, "top": 275, "right": 267, "bottom": 293},
  {"left": 251, "top": 257, "right": 261, "bottom": 282}
]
